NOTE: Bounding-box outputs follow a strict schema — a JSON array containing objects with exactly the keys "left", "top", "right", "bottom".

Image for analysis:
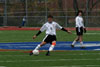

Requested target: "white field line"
[
  {"left": 44, "top": 65, "right": 100, "bottom": 67},
  {"left": 94, "top": 49, "right": 100, "bottom": 50},
  {"left": 74, "top": 33, "right": 100, "bottom": 35},
  {"left": 85, "top": 33, "right": 100, "bottom": 35},
  {"left": 45, "top": 66, "right": 67, "bottom": 67},
  {"left": 0, "top": 66, "right": 6, "bottom": 67},
  {"left": 76, "top": 44, "right": 100, "bottom": 47},
  {"left": 54, "top": 53, "right": 100, "bottom": 55},
  {"left": 0, "top": 55, "right": 29, "bottom": 56},
  {"left": 0, "top": 58, "right": 100, "bottom": 62}
]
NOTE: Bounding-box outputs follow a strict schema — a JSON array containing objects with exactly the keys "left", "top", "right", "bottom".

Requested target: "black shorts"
[
  {"left": 43, "top": 35, "right": 56, "bottom": 44},
  {"left": 76, "top": 27, "right": 83, "bottom": 36}
]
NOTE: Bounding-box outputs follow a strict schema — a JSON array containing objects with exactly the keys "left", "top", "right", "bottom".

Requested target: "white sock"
[
  {"left": 49, "top": 45, "right": 55, "bottom": 51},
  {"left": 72, "top": 41, "right": 76, "bottom": 45},
  {"left": 34, "top": 44, "right": 41, "bottom": 50},
  {"left": 80, "top": 42, "right": 84, "bottom": 47}
]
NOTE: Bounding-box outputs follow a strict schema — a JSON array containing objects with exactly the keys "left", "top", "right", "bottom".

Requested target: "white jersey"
[
  {"left": 75, "top": 16, "right": 85, "bottom": 28},
  {"left": 40, "top": 21, "right": 62, "bottom": 35}
]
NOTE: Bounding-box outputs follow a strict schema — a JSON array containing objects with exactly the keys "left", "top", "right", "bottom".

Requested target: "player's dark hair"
[
  {"left": 47, "top": 15, "right": 53, "bottom": 18},
  {"left": 76, "top": 10, "right": 83, "bottom": 16}
]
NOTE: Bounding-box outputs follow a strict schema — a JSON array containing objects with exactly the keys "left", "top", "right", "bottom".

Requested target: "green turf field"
[
  {"left": 0, "top": 30, "right": 100, "bottom": 43},
  {"left": 0, "top": 30, "right": 100, "bottom": 67},
  {"left": 0, "top": 51, "right": 100, "bottom": 67}
]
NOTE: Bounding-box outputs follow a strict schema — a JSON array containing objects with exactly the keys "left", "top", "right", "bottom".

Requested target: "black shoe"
[
  {"left": 71, "top": 45, "right": 74, "bottom": 48},
  {"left": 80, "top": 46, "right": 86, "bottom": 49},
  {"left": 46, "top": 51, "right": 50, "bottom": 56},
  {"left": 29, "top": 52, "right": 33, "bottom": 56}
]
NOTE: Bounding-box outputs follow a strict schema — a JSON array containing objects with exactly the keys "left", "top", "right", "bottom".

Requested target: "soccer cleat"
[
  {"left": 71, "top": 45, "right": 74, "bottom": 48},
  {"left": 46, "top": 51, "right": 50, "bottom": 56},
  {"left": 29, "top": 51, "right": 33, "bottom": 56}
]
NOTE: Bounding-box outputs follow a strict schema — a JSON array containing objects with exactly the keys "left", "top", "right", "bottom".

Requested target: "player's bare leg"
[
  {"left": 79, "top": 36, "right": 85, "bottom": 48},
  {"left": 46, "top": 41, "right": 56, "bottom": 56},
  {"left": 30, "top": 42, "right": 47, "bottom": 55},
  {"left": 34, "top": 42, "right": 47, "bottom": 50},
  {"left": 71, "top": 36, "right": 79, "bottom": 48}
]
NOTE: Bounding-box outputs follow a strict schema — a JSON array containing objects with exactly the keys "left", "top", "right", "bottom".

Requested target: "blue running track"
[{"left": 0, "top": 41, "right": 100, "bottom": 50}]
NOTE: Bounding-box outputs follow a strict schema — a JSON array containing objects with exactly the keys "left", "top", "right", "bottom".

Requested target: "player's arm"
[
  {"left": 61, "top": 28, "right": 72, "bottom": 34},
  {"left": 56, "top": 23, "right": 71, "bottom": 34},
  {"left": 33, "top": 31, "right": 42, "bottom": 39},
  {"left": 82, "top": 22, "right": 87, "bottom": 33},
  {"left": 33, "top": 24, "right": 46, "bottom": 39}
]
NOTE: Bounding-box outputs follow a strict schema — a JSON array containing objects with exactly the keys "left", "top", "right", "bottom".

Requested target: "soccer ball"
[{"left": 33, "top": 50, "right": 39, "bottom": 56}]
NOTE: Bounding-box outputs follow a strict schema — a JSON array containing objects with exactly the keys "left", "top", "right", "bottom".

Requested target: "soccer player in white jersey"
[
  {"left": 30, "top": 15, "right": 71, "bottom": 56},
  {"left": 71, "top": 10, "right": 86, "bottom": 48}
]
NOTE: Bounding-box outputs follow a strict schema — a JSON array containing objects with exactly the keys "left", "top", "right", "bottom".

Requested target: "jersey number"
[{"left": 50, "top": 27, "right": 52, "bottom": 30}]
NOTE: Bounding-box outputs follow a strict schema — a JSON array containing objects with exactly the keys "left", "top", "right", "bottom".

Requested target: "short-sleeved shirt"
[{"left": 40, "top": 21, "right": 62, "bottom": 35}]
